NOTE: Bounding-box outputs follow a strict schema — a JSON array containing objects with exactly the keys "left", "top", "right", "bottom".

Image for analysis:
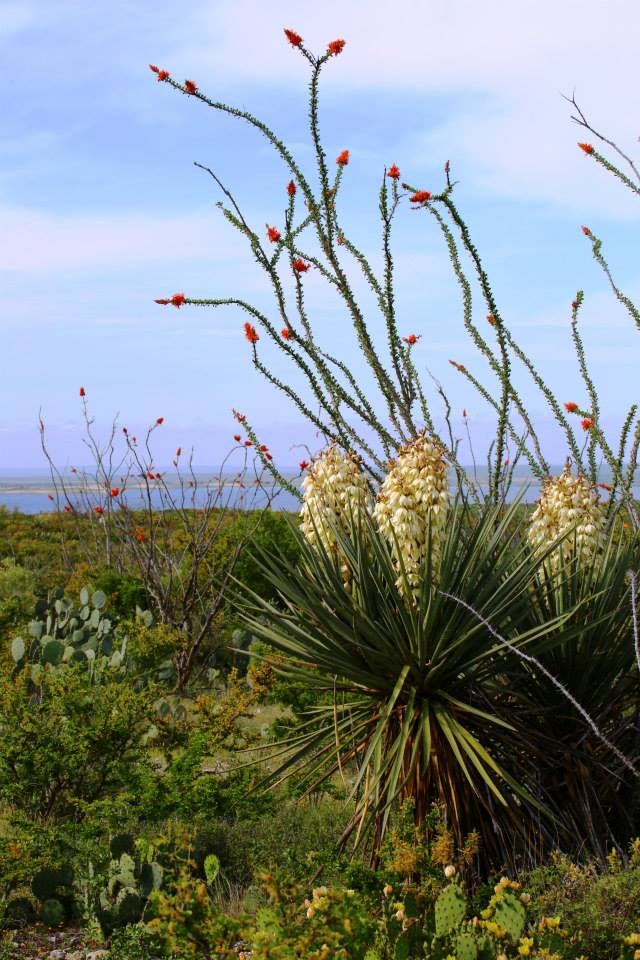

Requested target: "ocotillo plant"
[
  {"left": 39, "top": 391, "right": 280, "bottom": 689},
  {"left": 151, "top": 32, "right": 639, "bottom": 513}
]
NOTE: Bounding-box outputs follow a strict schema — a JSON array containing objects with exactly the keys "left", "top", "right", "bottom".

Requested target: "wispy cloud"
[
  {"left": 171, "top": 0, "right": 640, "bottom": 215},
  {"left": 0, "top": 207, "right": 247, "bottom": 272}
]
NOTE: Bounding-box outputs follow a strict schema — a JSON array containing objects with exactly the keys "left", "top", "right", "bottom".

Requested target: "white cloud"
[
  {"left": 0, "top": 207, "right": 247, "bottom": 271},
  {"left": 169, "top": 0, "right": 640, "bottom": 215}
]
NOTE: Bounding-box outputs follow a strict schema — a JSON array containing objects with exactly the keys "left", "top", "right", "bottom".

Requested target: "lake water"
[{"left": 0, "top": 468, "right": 636, "bottom": 515}]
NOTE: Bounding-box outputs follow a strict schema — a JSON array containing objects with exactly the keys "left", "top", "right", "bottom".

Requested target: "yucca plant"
[
  {"left": 509, "top": 518, "right": 640, "bottom": 858},
  {"left": 236, "top": 495, "right": 596, "bottom": 871}
]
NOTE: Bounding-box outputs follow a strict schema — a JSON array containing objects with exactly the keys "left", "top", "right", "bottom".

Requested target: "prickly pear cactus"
[
  {"left": 493, "top": 892, "right": 525, "bottom": 942},
  {"left": 435, "top": 883, "right": 466, "bottom": 936},
  {"left": 456, "top": 931, "right": 479, "bottom": 960},
  {"left": 96, "top": 840, "right": 163, "bottom": 936},
  {"left": 41, "top": 898, "right": 65, "bottom": 928},
  {"left": 10, "top": 586, "right": 151, "bottom": 681}
]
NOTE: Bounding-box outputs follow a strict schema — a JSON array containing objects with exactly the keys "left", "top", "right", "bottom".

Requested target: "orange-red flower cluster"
[
  {"left": 184, "top": 80, "right": 197, "bottom": 94},
  {"left": 581, "top": 226, "right": 591, "bottom": 236},
  {"left": 486, "top": 315, "right": 496, "bottom": 326},
  {"left": 244, "top": 322, "right": 259, "bottom": 343},
  {"left": 94, "top": 506, "right": 104, "bottom": 516},
  {"left": 281, "top": 327, "right": 292, "bottom": 339},
  {"left": 299, "top": 459, "right": 309, "bottom": 471},
  {"left": 110, "top": 488, "right": 120, "bottom": 498},
  {"left": 564, "top": 401, "right": 579, "bottom": 413},
  {"left": 234, "top": 434, "right": 241, "bottom": 442},
  {"left": 402, "top": 334, "right": 421, "bottom": 346},
  {"left": 266, "top": 225, "right": 281, "bottom": 243},
  {"left": 79, "top": 387, "right": 86, "bottom": 397},
  {"left": 327, "top": 38, "right": 346, "bottom": 56},
  {"left": 157, "top": 292, "right": 186, "bottom": 307},
  {"left": 449, "top": 360, "right": 466, "bottom": 372},
  {"left": 284, "top": 28, "right": 303, "bottom": 46},
  {"left": 387, "top": 164, "right": 401, "bottom": 180},
  {"left": 156, "top": 417, "right": 164, "bottom": 425},
  {"left": 410, "top": 191, "right": 432, "bottom": 203},
  {"left": 581, "top": 417, "right": 594, "bottom": 430},
  {"left": 336, "top": 149, "right": 349, "bottom": 166},
  {"left": 149, "top": 65, "right": 170, "bottom": 81},
  {"left": 176, "top": 447, "right": 181, "bottom": 457},
  {"left": 292, "top": 258, "right": 310, "bottom": 273},
  {"left": 287, "top": 180, "right": 296, "bottom": 196},
  {"left": 578, "top": 142, "right": 594, "bottom": 154}
]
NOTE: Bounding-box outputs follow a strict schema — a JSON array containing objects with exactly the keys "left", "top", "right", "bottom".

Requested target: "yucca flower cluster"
[
  {"left": 528, "top": 465, "right": 604, "bottom": 572},
  {"left": 373, "top": 434, "right": 449, "bottom": 597},
  {"left": 300, "top": 446, "right": 371, "bottom": 572}
]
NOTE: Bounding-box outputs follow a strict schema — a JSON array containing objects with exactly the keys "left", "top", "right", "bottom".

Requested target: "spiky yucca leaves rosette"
[
  {"left": 373, "top": 434, "right": 449, "bottom": 599},
  {"left": 238, "top": 480, "right": 594, "bottom": 871},
  {"left": 511, "top": 485, "right": 640, "bottom": 858}
]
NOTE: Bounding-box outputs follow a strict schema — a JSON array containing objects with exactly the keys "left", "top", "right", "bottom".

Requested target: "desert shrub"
[
  {"left": 525, "top": 845, "right": 640, "bottom": 960},
  {"left": 0, "top": 666, "right": 155, "bottom": 822}
]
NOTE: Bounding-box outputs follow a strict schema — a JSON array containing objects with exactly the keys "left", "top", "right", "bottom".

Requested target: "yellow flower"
[
  {"left": 624, "top": 934, "right": 640, "bottom": 946},
  {"left": 518, "top": 937, "right": 535, "bottom": 956}
]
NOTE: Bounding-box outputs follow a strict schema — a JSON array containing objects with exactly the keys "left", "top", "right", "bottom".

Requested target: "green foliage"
[
  {"left": 0, "top": 666, "right": 155, "bottom": 821},
  {"left": 525, "top": 845, "right": 640, "bottom": 960},
  {"left": 108, "top": 923, "right": 161, "bottom": 960},
  {"left": 0, "top": 560, "right": 36, "bottom": 636}
]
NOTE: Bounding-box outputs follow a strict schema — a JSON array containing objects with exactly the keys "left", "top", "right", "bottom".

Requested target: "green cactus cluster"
[
  {"left": 434, "top": 883, "right": 467, "bottom": 936},
  {"left": 30, "top": 865, "right": 77, "bottom": 928},
  {"left": 96, "top": 834, "right": 164, "bottom": 936},
  {"left": 423, "top": 880, "right": 529, "bottom": 960},
  {"left": 10, "top": 586, "right": 153, "bottom": 683}
]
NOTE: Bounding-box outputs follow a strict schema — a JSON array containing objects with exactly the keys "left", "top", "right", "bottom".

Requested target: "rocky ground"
[{"left": 0, "top": 928, "right": 105, "bottom": 960}]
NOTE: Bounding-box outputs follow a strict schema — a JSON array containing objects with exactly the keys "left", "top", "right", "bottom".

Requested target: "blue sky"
[{"left": 1, "top": 0, "right": 639, "bottom": 469}]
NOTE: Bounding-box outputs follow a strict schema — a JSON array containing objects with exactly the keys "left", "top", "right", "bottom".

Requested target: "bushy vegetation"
[{"left": 2, "top": 21, "right": 640, "bottom": 960}]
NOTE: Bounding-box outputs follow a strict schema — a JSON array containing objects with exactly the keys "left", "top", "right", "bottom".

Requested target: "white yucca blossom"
[
  {"left": 373, "top": 434, "right": 449, "bottom": 598},
  {"left": 300, "top": 446, "right": 370, "bottom": 564},
  {"left": 528, "top": 465, "right": 604, "bottom": 571}
]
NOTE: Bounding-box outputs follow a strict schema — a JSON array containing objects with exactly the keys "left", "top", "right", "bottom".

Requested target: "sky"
[{"left": 1, "top": 0, "right": 639, "bottom": 470}]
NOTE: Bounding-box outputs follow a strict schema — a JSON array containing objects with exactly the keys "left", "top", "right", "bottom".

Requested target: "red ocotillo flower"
[
  {"left": 244, "top": 322, "right": 259, "bottom": 343},
  {"left": 410, "top": 190, "right": 431, "bottom": 203},
  {"left": 336, "top": 149, "right": 349, "bottom": 165},
  {"left": 184, "top": 80, "right": 197, "bottom": 94},
  {"left": 281, "top": 328, "right": 292, "bottom": 339},
  {"left": 564, "top": 401, "right": 579, "bottom": 413},
  {"left": 402, "top": 334, "right": 421, "bottom": 346},
  {"left": 79, "top": 387, "right": 86, "bottom": 397},
  {"left": 578, "top": 142, "right": 594, "bottom": 154},
  {"left": 581, "top": 417, "right": 594, "bottom": 430},
  {"left": 266, "top": 225, "right": 281, "bottom": 243},
  {"left": 387, "top": 164, "right": 400, "bottom": 180},
  {"left": 327, "top": 39, "right": 346, "bottom": 56},
  {"left": 284, "top": 28, "right": 303, "bottom": 46},
  {"left": 287, "top": 180, "right": 296, "bottom": 196},
  {"left": 292, "top": 258, "right": 310, "bottom": 273},
  {"left": 170, "top": 293, "right": 186, "bottom": 308}
]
